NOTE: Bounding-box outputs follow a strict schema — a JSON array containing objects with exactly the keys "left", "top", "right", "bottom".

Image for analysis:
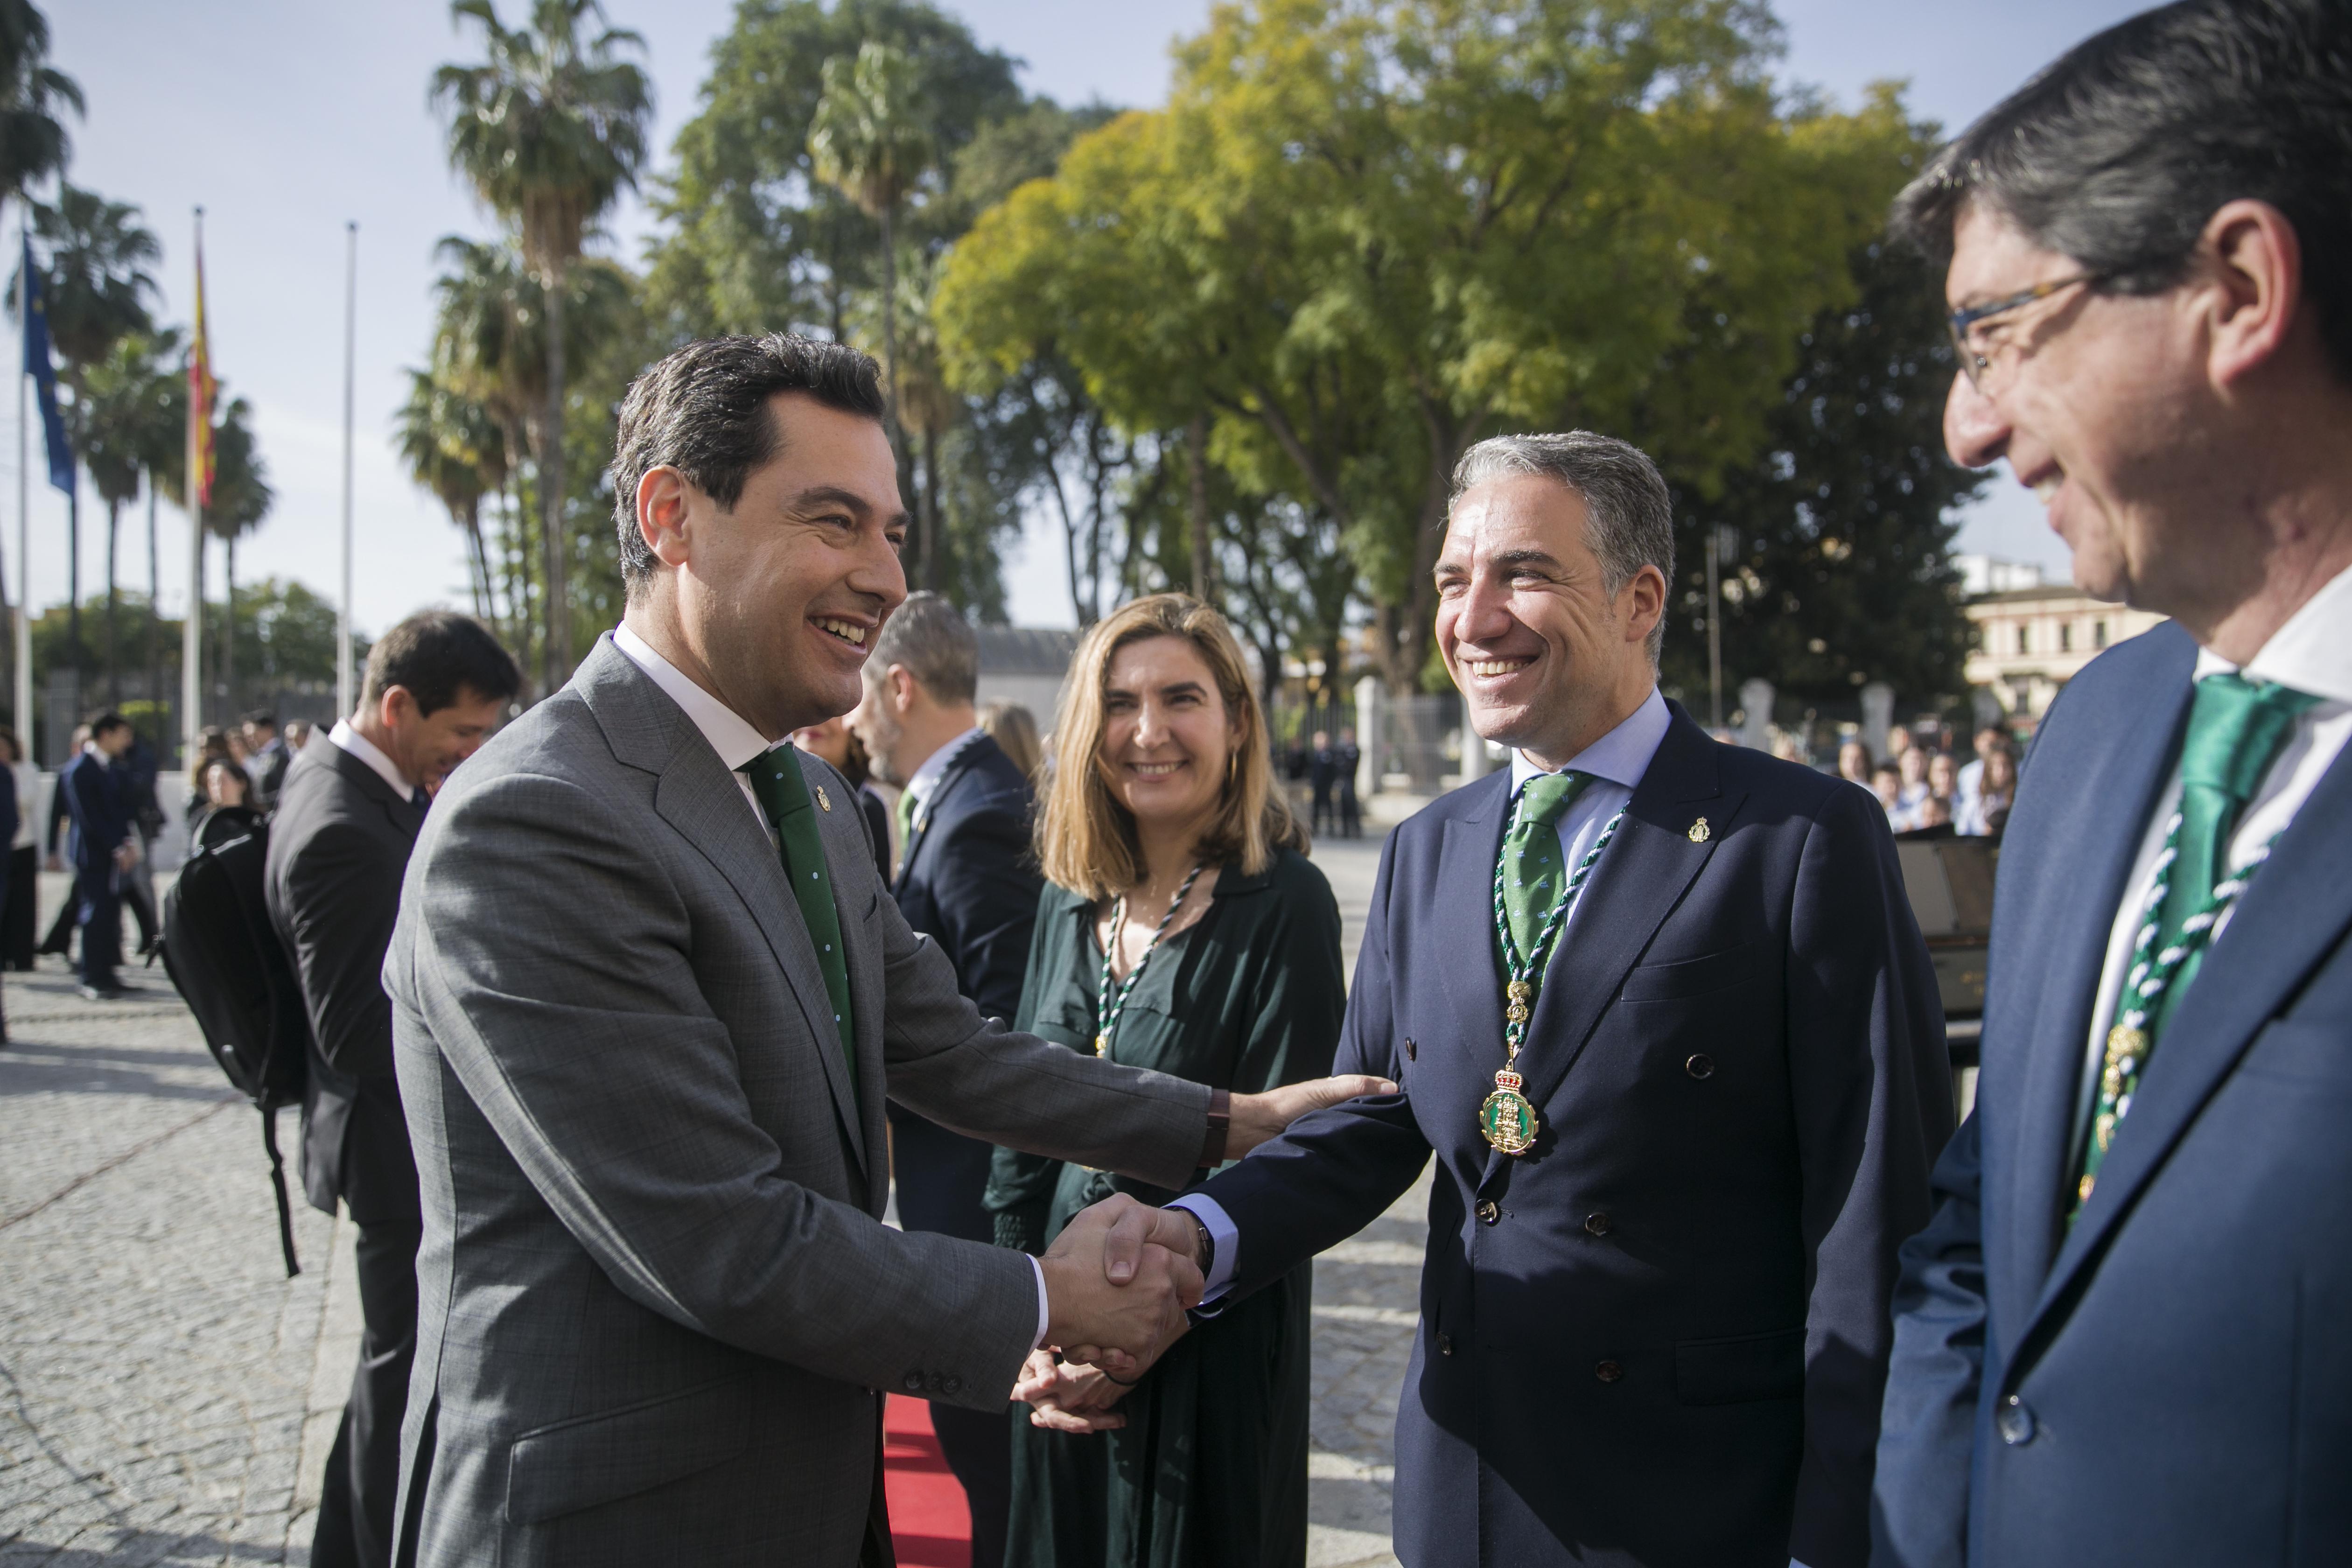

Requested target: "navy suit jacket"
[
  {"left": 60, "top": 751, "right": 133, "bottom": 873},
  {"left": 1871, "top": 620, "right": 2352, "bottom": 1567},
  {"left": 1199, "top": 701, "right": 1951, "bottom": 1568},
  {"left": 888, "top": 731, "right": 1043, "bottom": 1243}
]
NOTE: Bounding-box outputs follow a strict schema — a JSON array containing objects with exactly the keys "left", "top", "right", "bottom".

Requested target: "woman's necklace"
[{"left": 1095, "top": 863, "right": 1207, "bottom": 1059}]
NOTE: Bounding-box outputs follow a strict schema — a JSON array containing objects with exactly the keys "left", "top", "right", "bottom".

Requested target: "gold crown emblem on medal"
[
  {"left": 815, "top": 785, "right": 832, "bottom": 812},
  {"left": 1687, "top": 816, "right": 1710, "bottom": 843}
]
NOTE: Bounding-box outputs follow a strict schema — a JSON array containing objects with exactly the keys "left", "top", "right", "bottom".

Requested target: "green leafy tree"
[
  {"left": 939, "top": 0, "right": 1913, "bottom": 696},
  {"left": 810, "top": 41, "right": 932, "bottom": 449},
  {"left": 648, "top": 0, "right": 1020, "bottom": 339},
  {"left": 396, "top": 367, "right": 509, "bottom": 632},
  {"left": 434, "top": 0, "right": 651, "bottom": 687},
  {"left": 76, "top": 330, "right": 183, "bottom": 703},
  {"left": 1659, "top": 235, "right": 1984, "bottom": 714},
  {"left": 203, "top": 396, "right": 273, "bottom": 717},
  {"left": 0, "top": 0, "right": 78, "bottom": 216}
]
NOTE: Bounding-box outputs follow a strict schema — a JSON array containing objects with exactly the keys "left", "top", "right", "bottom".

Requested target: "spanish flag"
[{"left": 188, "top": 220, "right": 217, "bottom": 509}]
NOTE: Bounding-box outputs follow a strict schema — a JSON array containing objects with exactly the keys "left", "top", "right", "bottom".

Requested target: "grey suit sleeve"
[{"left": 390, "top": 768, "right": 1041, "bottom": 1409}]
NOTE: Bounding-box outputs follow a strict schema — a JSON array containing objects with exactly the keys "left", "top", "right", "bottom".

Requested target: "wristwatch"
[
  {"left": 1198, "top": 1086, "right": 1231, "bottom": 1169},
  {"left": 1183, "top": 1208, "right": 1215, "bottom": 1277}
]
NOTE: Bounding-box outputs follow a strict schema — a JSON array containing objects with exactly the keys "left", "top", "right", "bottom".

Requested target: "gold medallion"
[
  {"left": 2104, "top": 1023, "right": 2146, "bottom": 1065},
  {"left": 1687, "top": 816, "right": 1710, "bottom": 844},
  {"left": 815, "top": 785, "right": 832, "bottom": 812},
  {"left": 1095, "top": 1033, "right": 1110, "bottom": 1058},
  {"left": 1481, "top": 1069, "right": 1539, "bottom": 1155}
]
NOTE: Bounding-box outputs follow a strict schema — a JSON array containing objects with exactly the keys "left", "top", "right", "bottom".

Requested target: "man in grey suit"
[{"left": 384, "top": 332, "right": 1387, "bottom": 1568}]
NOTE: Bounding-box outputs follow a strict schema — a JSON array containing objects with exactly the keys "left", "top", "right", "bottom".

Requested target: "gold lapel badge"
[
  {"left": 1687, "top": 816, "right": 1710, "bottom": 844},
  {"left": 815, "top": 785, "right": 833, "bottom": 812}
]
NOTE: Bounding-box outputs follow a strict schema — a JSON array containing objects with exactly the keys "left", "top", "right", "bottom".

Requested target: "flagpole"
[
  {"left": 337, "top": 221, "right": 355, "bottom": 720},
  {"left": 182, "top": 207, "right": 203, "bottom": 762},
  {"left": 14, "top": 216, "right": 29, "bottom": 757}
]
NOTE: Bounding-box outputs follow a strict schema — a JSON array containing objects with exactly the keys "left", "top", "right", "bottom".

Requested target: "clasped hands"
[{"left": 1023, "top": 1071, "right": 1395, "bottom": 1433}]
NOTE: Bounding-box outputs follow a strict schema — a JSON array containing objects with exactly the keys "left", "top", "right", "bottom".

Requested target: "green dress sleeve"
[
  {"left": 1228, "top": 854, "right": 1349, "bottom": 1098},
  {"left": 984, "top": 882, "right": 1078, "bottom": 1254}
]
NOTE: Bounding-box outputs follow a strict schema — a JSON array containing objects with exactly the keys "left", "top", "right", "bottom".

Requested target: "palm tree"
[
  {"left": 77, "top": 332, "right": 180, "bottom": 704},
  {"left": 0, "top": 1, "right": 79, "bottom": 217},
  {"left": 204, "top": 396, "right": 271, "bottom": 719},
  {"left": 27, "top": 184, "right": 159, "bottom": 663},
  {"left": 396, "top": 366, "right": 507, "bottom": 632},
  {"left": 809, "top": 41, "right": 931, "bottom": 450},
  {"left": 434, "top": 0, "right": 649, "bottom": 690}
]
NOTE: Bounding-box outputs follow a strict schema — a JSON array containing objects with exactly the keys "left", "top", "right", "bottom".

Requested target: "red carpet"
[{"left": 884, "top": 1394, "right": 973, "bottom": 1568}]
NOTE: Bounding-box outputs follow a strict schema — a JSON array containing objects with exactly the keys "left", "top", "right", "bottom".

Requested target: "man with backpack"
[{"left": 265, "top": 613, "right": 518, "bottom": 1568}]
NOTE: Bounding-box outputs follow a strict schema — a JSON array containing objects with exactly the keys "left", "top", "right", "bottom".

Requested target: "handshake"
[{"left": 1021, "top": 1070, "right": 1395, "bottom": 1432}]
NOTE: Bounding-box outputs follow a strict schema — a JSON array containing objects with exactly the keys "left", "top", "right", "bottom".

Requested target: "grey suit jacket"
[{"left": 385, "top": 635, "right": 1211, "bottom": 1568}]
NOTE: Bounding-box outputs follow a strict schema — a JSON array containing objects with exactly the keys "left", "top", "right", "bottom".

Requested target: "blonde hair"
[
  {"left": 1037, "top": 594, "right": 1304, "bottom": 900},
  {"left": 979, "top": 700, "right": 1043, "bottom": 783}
]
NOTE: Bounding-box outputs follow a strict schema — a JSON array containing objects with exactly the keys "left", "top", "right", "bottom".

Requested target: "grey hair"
[
  {"left": 1450, "top": 431, "right": 1676, "bottom": 663},
  {"left": 1890, "top": 0, "right": 2351, "bottom": 382},
  {"left": 866, "top": 590, "right": 978, "bottom": 706}
]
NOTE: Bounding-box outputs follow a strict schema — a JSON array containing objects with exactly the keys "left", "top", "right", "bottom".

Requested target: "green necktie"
[
  {"left": 1499, "top": 770, "right": 1595, "bottom": 971},
  {"left": 744, "top": 744, "right": 858, "bottom": 1096},
  {"left": 896, "top": 785, "right": 919, "bottom": 848},
  {"left": 2076, "top": 672, "right": 2317, "bottom": 1204}
]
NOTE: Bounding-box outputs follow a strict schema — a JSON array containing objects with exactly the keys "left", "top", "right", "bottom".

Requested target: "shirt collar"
[
  {"left": 1508, "top": 685, "right": 1672, "bottom": 797},
  {"left": 613, "top": 622, "right": 777, "bottom": 773},
  {"left": 905, "top": 726, "right": 985, "bottom": 806},
  {"left": 2189, "top": 560, "right": 2352, "bottom": 706},
  {"left": 329, "top": 720, "right": 420, "bottom": 798}
]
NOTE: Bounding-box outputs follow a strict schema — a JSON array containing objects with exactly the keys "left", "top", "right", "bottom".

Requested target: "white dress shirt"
[
  {"left": 1170, "top": 686, "right": 1673, "bottom": 1298},
  {"left": 329, "top": 721, "right": 421, "bottom": 800},
  {"left": 610, "top": 624, "right": 1055, "bottom": 1347},
  {"left": 2069, "top": 564, "right": 2352, "bottom": 1163}
]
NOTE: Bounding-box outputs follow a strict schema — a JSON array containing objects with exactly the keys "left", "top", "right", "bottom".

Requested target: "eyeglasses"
[{"left": 1946, "top": 271, "right": 2111, "bottom": 391}]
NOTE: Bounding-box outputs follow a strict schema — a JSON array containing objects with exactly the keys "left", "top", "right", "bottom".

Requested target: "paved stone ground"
[{"left": 0, "top": 841, "right": 1427, "bottom": 1567}]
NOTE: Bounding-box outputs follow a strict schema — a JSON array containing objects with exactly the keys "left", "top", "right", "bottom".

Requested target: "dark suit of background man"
[
  {"left": 1306, "top": 728, "right": 1337, "bottom": 836},
  {"left": 1137, "top": 433, "right": 1950, "bottom": 1568},
  {"left": 266, "top": 613, "right": 520, "bottom": 1568},
  {"left": 244, "top": 710, "right": 292, "bottom": 810},
  {"left": 1336, "top": 725, "right": 1363, "bottom": 839},
  {"left": 1868, "top": 5, "right": 2352, "bottom": 1564},
  {"left": 59, "top": 713, "right": 140, "bottom": 1000},
  {"left": 852, "top": 589, "right": 1042, "bottom": 1568}
]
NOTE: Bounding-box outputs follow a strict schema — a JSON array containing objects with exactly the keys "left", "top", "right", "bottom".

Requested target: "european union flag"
[{"left": 21, "top": 235, "right": 73, "bottom": 494}]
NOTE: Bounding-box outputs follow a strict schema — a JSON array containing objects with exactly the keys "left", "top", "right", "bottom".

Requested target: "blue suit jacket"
[
  {"left": 1200, "top": 701, "right": 1952, "bottom": 1568},
  {"left": 1872, "top": 620, "right": 2352, "bottom": 1567},
  {"left": 889, "top": 731, "right": 1043, "bottom": 1243},
  {"left": 60, "top": 750, "right": 133, "bottom": 873}
]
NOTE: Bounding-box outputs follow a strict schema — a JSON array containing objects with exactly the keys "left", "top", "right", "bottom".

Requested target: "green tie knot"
[
  {"left": 2180, "top": 672, "right": 2321, "bottom": 805},
  {"left": 1517, "top": 769, "right": 1592, "bottom": 831}
]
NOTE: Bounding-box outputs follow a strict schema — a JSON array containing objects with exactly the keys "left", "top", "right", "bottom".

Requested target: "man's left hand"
[{"left": 1227, "top": 1073, "right": 1396, "bottom": 1157}]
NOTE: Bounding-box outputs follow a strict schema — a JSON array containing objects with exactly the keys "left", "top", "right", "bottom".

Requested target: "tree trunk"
[
  {"left": 463, "top": 498, "right": 493, "bottom": 625},
  {"left": 541, "top": 264, "right": 572, "bottom": 691},
  {"left": 918, "top": 421, "right": 940, "bottom": 593},
  {"left": 67, "top": 481, "right": 81, "bottom": 670},
  {"left": 219, "top": 534, "right": 237, "bottom": 721},
  {"left": 105, "top": 497, "right": 120, "bottom": 707},
  {"left": 879, "top": 206, "right": 901, "bottom": 448},
  {"left": 147, "top": 477, "right": 161, "bottom": 737},
  {"left": 1187, "top": 414, "right": 1214, "bottom": 604}
]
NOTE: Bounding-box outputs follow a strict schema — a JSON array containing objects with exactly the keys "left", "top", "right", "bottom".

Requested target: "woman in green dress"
[{"left": 988, "top": 593, "right": 1347, "bottom": 1568}]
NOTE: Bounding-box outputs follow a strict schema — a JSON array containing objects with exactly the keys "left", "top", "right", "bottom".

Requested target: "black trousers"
[
  {"left": 890, "top": 1110, "right": 1011, "bottom": 1568},
  {"left": 3, "top": 844, "right": 37, "bottom": 969},
  {"left": 73, "top": 868, "right": 120, "bottom": 989},
  {"left": 313, "top": 1217, "right": 422, "bottom": 1568}
]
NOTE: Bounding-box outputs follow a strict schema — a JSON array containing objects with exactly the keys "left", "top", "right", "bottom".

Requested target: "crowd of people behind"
[{"left": 1832, "top": 720, "right": 2019, "bottom": 839}]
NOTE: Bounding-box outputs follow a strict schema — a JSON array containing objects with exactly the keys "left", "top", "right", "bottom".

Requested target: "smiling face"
[
  {"left": 635, "top": 392, "right": 908, "bottom": 738},
  {"left": 1434, "top": 475, "right": 1664, "bottom": 770},
  {"left": 1097, "top": 634, "right": 1241, "bottom": 836},
  {"left": 1940, "top": 202, "right": 2261, "bottom": 616}
]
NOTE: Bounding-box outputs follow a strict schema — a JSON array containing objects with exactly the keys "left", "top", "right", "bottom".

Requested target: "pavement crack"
[{"left": 0, "top": 1097, "right": 238, "bottom": 1233}]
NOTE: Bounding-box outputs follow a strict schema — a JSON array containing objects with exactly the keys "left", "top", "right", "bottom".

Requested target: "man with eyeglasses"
[{"left": 1869, "top": 3, "right": 2352, "bottom": 1566}]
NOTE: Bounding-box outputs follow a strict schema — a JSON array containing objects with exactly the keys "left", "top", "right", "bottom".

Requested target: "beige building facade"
[{"left": 1964, "top": 584, "right": 2169, "bottom": 725}]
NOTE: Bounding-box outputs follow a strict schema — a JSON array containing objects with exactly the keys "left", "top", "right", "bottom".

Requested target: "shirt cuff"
[
  {"left": 1165, "top": 1193, "right": 1240, "bottom": 1303},
  {"left": 1029, "top": 1254, "right": 1049, "bottom": 1350}
]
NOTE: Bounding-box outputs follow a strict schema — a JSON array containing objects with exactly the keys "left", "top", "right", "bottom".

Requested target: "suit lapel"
[
  {"left": 1489, "top": 708, "right": 1735, "bottom": 1183},
  {"left": 577, "top": 637, "right": 871, "bottom": 1177},
  {"left": 2023, "top": 740, "right": 2352, "bottom": 1347},
  {"left": 2000, "top": 654, "right": 2194, "bottom": 1303},
  {"left": 1434, "top": 775, "right": 1511, "bottom": 1092},
  {"left": 322, "top": 740, "right": 424, "bottom": 841}
]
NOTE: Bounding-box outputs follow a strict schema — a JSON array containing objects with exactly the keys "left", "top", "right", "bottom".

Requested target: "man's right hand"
[{"left": 1038, "top": 1194, "right": 1203, "bottom": 1373}]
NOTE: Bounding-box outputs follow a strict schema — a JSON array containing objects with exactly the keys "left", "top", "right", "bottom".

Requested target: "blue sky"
[{"left": 25, "top": 0, "right": 2142, "bottom": 638}]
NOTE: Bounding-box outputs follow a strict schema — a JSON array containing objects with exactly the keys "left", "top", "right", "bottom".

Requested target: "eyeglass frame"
[{"left": 1946, "top": 270, "right": 2114, "bottom": 390}]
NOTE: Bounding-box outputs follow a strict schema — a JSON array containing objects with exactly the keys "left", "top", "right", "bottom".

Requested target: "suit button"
[
  {"left": 941, "top": 1375, "right": 963, "bottom": 1397},
  {"left": 903, "top": 1371, "right": 925, "bottom": 1393},
  {"left": 1403, "top": 1037, "right": 1417, "bottom": 1061},
  {"left": 1476, "top": 1200, "right": 1500, "bottom": 1225},
  {"left": 1685, "top": 1053, "right": 1715, "bottom": 1080},
  {"left": 1997, "top": 1394, "right": 2036, "bottom": 1446},
  {"left": 1595, "top": 1359, "right": 1624, "bottom": 1384},
  {"left": 1583, "top": 1212, "right": 1611, "bottom": 1237},
  {"left": 1437, "top": 1332, "right": 1453, "bottom": 1356}
]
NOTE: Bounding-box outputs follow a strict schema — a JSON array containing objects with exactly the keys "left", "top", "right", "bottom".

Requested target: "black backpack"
[{"left": 158, "top": 818, "right": 313, "bottom": 1276}]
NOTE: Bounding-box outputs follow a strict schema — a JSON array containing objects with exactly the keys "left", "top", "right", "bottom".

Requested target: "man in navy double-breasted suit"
[
  {"left": 60, "top": 711, "right": 140, "bottom": 1000},
  {"left": 1130, "top": 433, "right": 1953, "bottom": 1568},
  {"left": 1869, "top": 4, "right": 2352, "bottom": 1564}
]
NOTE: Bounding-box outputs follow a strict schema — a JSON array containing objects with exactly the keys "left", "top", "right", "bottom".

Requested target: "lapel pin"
[
  {"left": 815, "top": 785, "right": 832, "bottom": 812},
  {"left": 1687, "top": 816, "right": 1710, "bottom": 844}
]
